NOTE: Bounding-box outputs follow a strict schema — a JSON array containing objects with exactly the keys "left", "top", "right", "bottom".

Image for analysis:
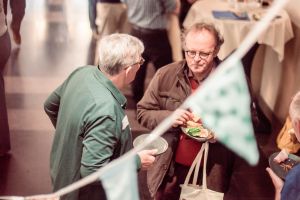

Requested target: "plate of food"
[
  {"left": 269, "top": 152, "right": 300, "bottom": 179},
  {"left": 133, "top": 134, "right": 168, "bottom": 155},
  {"left": 181, "top": 118, "right": 214, "bottom": 143}
]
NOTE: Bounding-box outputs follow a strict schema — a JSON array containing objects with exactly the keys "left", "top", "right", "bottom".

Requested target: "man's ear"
[
  {"left": 297, "top": 119, "right": 300, "bottom": 133},
  {"left": 124, "top": 66, "right": 131, "bottom": 74},
  {"left": 213, "top": 47, "right": 220, "bottom": 57}
]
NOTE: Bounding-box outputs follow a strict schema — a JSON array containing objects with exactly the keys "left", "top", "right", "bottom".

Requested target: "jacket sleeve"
[
  {"left": 137, "top": 71, "right": 173, "bottom": 130},
  {"left": 44, "top": 85, "right": 63, "bottom": 128}
]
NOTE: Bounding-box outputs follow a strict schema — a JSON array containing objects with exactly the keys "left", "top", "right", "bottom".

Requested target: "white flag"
[
  {"left": 99, "top": 155, "right": 139, "bottom": 200},
  {"left": 185, "top": 60, "right": 259, "bottom": 165}
]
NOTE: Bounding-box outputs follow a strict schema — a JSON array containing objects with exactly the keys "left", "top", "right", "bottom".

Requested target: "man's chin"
[{"left": 191, "top": 67, "right": 205, "bottom": 74}]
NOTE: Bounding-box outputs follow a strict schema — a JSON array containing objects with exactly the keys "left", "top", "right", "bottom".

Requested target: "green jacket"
[{"left": 44, "top": 66, "right": 138, "bottom": 200}]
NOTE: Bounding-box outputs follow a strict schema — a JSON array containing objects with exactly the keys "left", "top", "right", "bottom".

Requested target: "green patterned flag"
[
  {"left": 99, "top": 155, "right": 139, "bottom": 200},
  {"left": 185, "top": 60, "right": 259, "bottom": 165}
]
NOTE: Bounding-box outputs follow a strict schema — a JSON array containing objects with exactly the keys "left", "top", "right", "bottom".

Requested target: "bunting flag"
[
  {"left": 99, "top": 155, "right": 139, "bottom": 200},
  {"left": 185, "top": 60, "right": 259, "bottom": 165}
]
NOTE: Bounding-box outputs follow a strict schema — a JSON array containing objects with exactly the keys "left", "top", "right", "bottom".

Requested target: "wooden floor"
[{"left": 0, "top": 0, "right": 281, "bottom": 199}]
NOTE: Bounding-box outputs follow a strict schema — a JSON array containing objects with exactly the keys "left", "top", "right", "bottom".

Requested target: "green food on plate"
[{"left": 187, "top": 127, "right": 201, "bottom": 137}]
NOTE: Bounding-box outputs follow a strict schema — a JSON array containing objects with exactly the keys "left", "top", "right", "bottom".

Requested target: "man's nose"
[{"left": 193, "top": 54, "right": 203, "bottom": 62}]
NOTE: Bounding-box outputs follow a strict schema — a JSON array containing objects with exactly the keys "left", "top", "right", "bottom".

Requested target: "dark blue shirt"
[{"left": 281, "top": 164, "right": 300, "bottom": 200}]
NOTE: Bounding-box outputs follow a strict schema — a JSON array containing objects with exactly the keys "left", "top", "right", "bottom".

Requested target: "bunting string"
[{"left": 0, "top": 0, "right": 290, "bottom": 199}]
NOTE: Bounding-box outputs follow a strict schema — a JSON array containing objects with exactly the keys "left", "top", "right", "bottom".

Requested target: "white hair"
[
  {"left": 98, "top": 33, "right": 144, "bottom": 76},
  {"left": 289, "top": 91, "right": 300, "bottom": 123}
]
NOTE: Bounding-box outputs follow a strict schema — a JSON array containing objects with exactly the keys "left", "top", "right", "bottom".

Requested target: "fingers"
[
  {"left": 144, "top": 149, "right": 158, "bottom": 156},
  {"left": 138, "top": 149, "right": 157, "bottom": 170},
  {"left": 266, "top": 167, "right": 280, "bottom": 181},
  {"left": 273, "top": 149, "right": 288, "bottom": 163},
  {"left": 173, "top": 109, "right": 194, "bottom": 127},
  {"left": 266, "top": 167, "right": 284, "bottom": 190},
  {"left": 266, "top": 167, "right": 276, "bottom": 177},
  {"left": 208, "top": 137, "right": 217, "bottom": 143}
]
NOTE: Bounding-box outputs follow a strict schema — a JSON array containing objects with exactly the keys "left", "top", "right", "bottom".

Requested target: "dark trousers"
[
  {"left": 88, "top": 0, "right": 98, "bottom": 31},
  {"left": 3, "top": 0, "right": 26, "bottom": 34},
  {"left": 130, "top": 26, "right": 173, "bottom": 103},
  {"left": 0, "top": 31, "right": 11, "bottom": 154},
  {"left": 179, "top": 0, "right": 192, "bottom": 28},
  {"left": 78, "top": 181, "right": 107, "bottom": 200}
]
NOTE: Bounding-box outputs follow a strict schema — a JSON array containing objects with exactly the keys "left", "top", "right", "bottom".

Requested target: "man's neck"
[{"left": 98, "top": 66, "right": 124, "bottom": 90}]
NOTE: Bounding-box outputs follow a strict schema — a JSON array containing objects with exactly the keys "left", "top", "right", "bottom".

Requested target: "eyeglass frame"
[
  {"left": 185, "top": 49, "right": 215, "bottom": 60},
  {"left": 124, "top": 57, "right": 145, "bottom": 71},
  {"left": 132, "top": 57, "right": 145, "bottom": 66}
]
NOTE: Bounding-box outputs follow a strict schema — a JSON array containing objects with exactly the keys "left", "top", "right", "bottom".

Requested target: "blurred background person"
[
  {"left": 0, "top": 0, "right": 25, "bottom": 156},
  {"left": 0, "top": 0, "right": 10, "bottom": 157},
  {"left": 122, "top": 0, "right": 180, "bottom": 104},
  {"left": 179, "top": 0, "right": 196, "bottom": 28},
  {"left": 93, "top": 0, "right": 129, "bottom": 65},
  {"left": 95, "top": 0, "right": 129, "bottom": 37},
  {"left": 88, "top": 0, "right": 99, "bottom": 38},
  {"left": 3, "top": 0, "right": 25, "bottom": 45}
]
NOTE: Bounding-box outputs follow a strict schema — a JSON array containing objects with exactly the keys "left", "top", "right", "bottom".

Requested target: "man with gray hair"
[
  {"left": 44, "top": 33, "right": 157, "bottom": 200},
  {"left": 267, "top": 91, "right": 300, "bottom": 200}
]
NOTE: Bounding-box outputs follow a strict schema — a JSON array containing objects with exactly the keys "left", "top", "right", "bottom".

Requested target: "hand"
[
  {"left": 208, "top": 134, "right": 217, "bottom": 143},
  {"left": 137, "top": 149, "right": 157, "bottom": 170},
  {"left": 266, "top": 167, "right": 284, "bottom": 193},
  {"left": 172, "top": 109, "right": 193, "bottom": 127}
]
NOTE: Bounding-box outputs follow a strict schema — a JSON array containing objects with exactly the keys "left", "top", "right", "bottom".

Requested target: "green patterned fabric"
[{"left": 100, "top": 155, "right": 139, "bottom": 200}]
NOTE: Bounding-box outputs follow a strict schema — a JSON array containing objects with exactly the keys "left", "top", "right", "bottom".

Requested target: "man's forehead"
[
  {"left": 186, "top": 29, "right": 214, "bottom": 40},
  {"left": 185, "top": 30, "right": 216, "bottom": 49}
]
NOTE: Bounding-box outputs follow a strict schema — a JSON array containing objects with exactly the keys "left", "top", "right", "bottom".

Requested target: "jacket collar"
[{"left": 95, "top": 66, "right": 127, "bottom": 109}]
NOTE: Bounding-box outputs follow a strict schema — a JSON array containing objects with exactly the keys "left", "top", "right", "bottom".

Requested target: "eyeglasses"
[
  {"left": 124, "top": 57, "right": 145, "bottom": 71},
  {"left": 132, "top": 57, "right": 145, "bottom": 66},
  {"left": 185, "top": 50, "right": 214, "bottom": 60}
]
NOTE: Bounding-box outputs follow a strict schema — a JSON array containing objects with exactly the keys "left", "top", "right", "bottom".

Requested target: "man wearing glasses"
[
  {"left": 44, "top": 34, "right": 156, "bottom": 200},
  {"left": 137, "top": 22, "right": 236, "bottom": 199}
]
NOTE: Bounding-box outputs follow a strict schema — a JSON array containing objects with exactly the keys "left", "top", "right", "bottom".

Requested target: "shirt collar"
[{"left": 96, "top": 66, "right": 127, "bottom": 109}]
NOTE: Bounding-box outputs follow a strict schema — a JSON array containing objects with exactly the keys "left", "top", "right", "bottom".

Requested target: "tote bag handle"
[{"left": 183, "top": 142, "right": 209, "bottom": 188}]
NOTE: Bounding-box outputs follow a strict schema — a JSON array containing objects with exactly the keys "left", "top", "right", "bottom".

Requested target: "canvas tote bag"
[{"left": 179, "top": 142, "right": 224, "bottom": 200}]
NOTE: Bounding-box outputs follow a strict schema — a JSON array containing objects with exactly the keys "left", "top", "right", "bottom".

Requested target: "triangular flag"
[
  {"left": 99, "top": 155, "right": 139, "bottom": 200},
  {"left": 185, "top": 60, "right": 259, "bottom": 165}
]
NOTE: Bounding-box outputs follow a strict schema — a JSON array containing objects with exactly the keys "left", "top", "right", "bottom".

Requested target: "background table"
[{"left": 183, "top": 0, "right": 294, "bottom": 121}]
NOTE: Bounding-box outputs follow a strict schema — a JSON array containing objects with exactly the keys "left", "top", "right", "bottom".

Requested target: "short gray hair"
[
  {"left": 181, "top": 22, "right": 224, "bottom": 52},
  {"left": 289, "top": 91, "right": 300, "bottom": 123},
  {"left": 98, "top": 33, "right": 144, "bottom": 76}
]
